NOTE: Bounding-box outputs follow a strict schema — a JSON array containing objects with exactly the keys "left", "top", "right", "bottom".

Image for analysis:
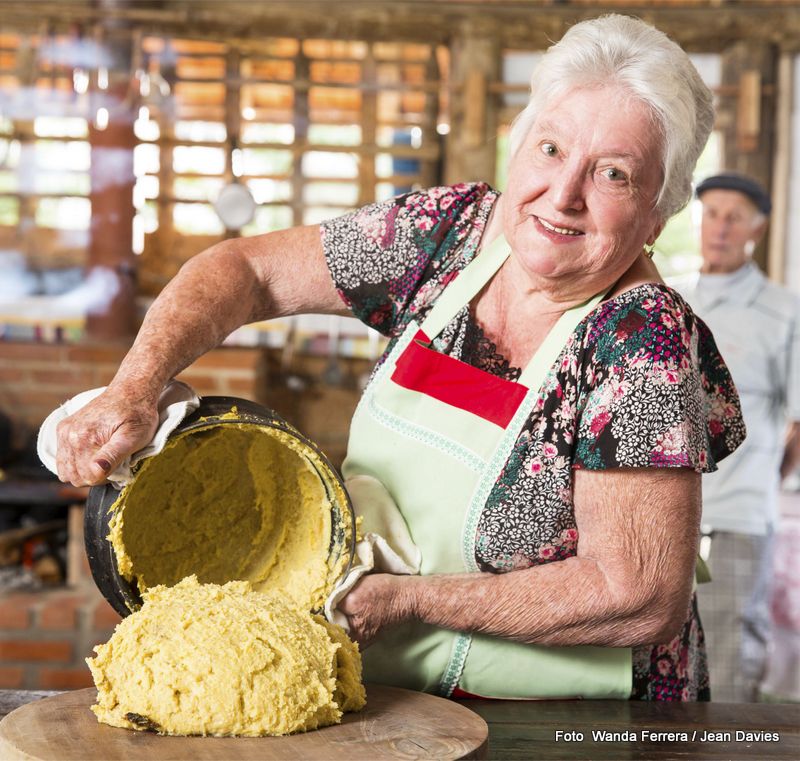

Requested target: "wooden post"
[
  {"left": 85, "top": 18, "right": 137, "bottom": 341},
  {"left": 719, "top": 40, "right": 777, "bottom": 272},
  {"left": 15, "top": 31, "right": 38, "bottom": 259},
  {"left": 420, "top": 50, "right": 441, "bottom": 189},
  {"left": 291, "top": 49, "right": 309, "bottom": 228},
  {"left": 155, "top": 39, "right": 177, "bottom": 260},
  {"left": 768, "top": 52, "right": 792, "bottom": 285},
  {"left": 445, "top": 22, "right": 500, "bottom": 186},
  {"left": 224, "top": 46, "right": 242, "bottom": 240},
  {"left": 358, "top": 46, "right": 377, "bottom": 206}
]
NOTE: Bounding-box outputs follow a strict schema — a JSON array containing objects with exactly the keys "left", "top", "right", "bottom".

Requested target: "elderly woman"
[{"left": 57, "top": 15, "right": 743, "bottom": 701}]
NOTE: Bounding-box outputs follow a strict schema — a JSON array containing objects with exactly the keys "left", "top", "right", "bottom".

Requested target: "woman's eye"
[
  {"left": 600, "top": 167, "right": 628, "bottom": 182},
  {"left": 540, "top": 142, "right": 558, "bottom": 157}
]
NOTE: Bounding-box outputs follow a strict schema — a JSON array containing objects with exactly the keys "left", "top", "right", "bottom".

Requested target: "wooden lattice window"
[
  {"left": 0, "top": 31, "right": 92, "bottom": 279},
  {"left": 136, "top": 34, "right": 445, "bottom": 297}
]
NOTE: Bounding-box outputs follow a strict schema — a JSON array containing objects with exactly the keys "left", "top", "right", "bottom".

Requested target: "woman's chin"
[{"left": 514, "top": 251, "right": 583, "bottom": 283}]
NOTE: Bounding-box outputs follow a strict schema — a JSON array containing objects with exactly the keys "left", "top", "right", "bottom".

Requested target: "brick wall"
[
  {"left": 0, "top": 583, "right": 121, "bottom": 689},
  {"left": 0, "top": 505, "right": 122, "bottom": 690},
  {"left": 0, "top": 340, "right": 272, "bottom": 690},
  {"left": 0, "top": 338, "right": 370, "bottom": 467},
  {"left": 0, "top": 341, "right": 271, "bottom": 448},
  {"left": 0, "top": 340, "right": 373, "bottom": 689}
]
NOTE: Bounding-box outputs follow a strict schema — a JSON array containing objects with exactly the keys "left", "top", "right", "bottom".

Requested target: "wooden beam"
[
  {"left": 3, "top": 3, "right": 800, "bottom": 53},
  {"left": 768, "top": 52, "right": 792, "bottom": 285},
  {"left": 86, "top": 16, "right": 138, "bottom": 340}
]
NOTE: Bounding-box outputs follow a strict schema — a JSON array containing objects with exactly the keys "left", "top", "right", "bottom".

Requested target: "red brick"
[
  {"left": 0, "top": 606, "right": 30, "bottom": 630},
  {"left": 29, "top": 368, "right": 96, "bottom": 388},
  {"left": 39, "top": 593, "right": 87, "bottom": 630},
  {"left": 0, "top": 640, "right": 72, "bottom": 662},
  {"left": 38, "top": 667, "right": 94, "bottom": 690},
  {"left": 189, "top": 348, "right": 262, "bottom": 370},
  {"left": 12, "top": 390, "right": 67, "bottom": 408},
  {"left": 0, "top": 343, "right": 67, "bottom": 362},
  {"left": 0, "top": 367, "right": 26, "bottom": 382},
  {"left": 66, "top": 345, "right": 128, "bottom": 365},
  {"left": 92, "top": 600, "right": 122, "bottom": 630},
  {"left": 0, "top": 666, "right": 25, "bottom": 688},
  {"left": 0, "top": 595, "right": 39, "bottom": 630}
]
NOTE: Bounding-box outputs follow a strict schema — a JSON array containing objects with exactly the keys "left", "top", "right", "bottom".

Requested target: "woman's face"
[{"left": 502, "top": 85, "right": 665, "bottom": 294}]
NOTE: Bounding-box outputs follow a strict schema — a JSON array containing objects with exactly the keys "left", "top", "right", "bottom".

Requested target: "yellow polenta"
[
  {"left": 87, "top": 576, "right": 366, "bottom": 736},
  {"left": 88, "top": 418, "right": 364, "bottom": 736},
  {"left": 108, "top": 422, "right": 351, "bottom": 612}
]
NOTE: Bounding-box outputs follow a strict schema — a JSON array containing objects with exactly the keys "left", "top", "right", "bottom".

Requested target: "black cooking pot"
[{"left": 84, "top": 396, "right": 355, "bottom": 617}]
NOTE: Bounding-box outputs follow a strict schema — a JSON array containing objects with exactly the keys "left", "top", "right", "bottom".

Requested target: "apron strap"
[
  {"left": 517, "top": 292, "right": 604, "bottom": 388},
  {"left": 419, "top": 234, "right": 510, "bottom": 340}
]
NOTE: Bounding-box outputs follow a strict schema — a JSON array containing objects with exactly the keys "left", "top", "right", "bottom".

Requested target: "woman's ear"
[{"left": 646, "top": 221, "right": 665, "bottom": 247}]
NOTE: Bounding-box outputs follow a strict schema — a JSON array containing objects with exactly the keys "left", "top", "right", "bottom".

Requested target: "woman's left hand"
[{"left": 338, "top": 573, "right": 415, "bottom": 648}]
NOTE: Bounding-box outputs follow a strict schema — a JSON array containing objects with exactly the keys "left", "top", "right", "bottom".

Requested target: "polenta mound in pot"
[
  {"left": 107, "top": 421, "right": 352, "bottom": 612},
  {"left": 86, "top": 576, "right": 366, "bottom": 736}
]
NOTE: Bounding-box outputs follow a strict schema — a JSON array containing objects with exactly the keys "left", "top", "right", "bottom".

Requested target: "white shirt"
[{"left": 671, "top": 262, "right": 800, "bottom": 535}]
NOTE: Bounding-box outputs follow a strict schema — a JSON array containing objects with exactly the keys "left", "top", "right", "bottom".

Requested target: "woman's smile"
[{"left": 532, "top": 214, "right": 585, "bottom": 240}]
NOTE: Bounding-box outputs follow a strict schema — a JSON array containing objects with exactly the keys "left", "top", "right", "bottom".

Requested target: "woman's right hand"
[
  {"left": 52, "top": 224, "right": 345, "bottom": 487},
  {"left": 55, "top": 390, "right": 159, "bottom": 487}
]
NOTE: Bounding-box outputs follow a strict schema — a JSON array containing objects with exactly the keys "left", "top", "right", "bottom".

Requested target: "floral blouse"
[{"left": 321, "top": 183, "right": 746, "bottom": 701}]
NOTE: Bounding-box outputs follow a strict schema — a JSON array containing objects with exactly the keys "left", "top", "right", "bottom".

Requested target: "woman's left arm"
[{"left": 340, "top": 466, "right": 700, "bottom": 648}]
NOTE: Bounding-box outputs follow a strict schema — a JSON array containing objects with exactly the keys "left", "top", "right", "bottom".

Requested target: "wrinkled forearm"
[
  {"left": 108, "top": 240, "right": 269, "bottom": 401},
  {"left": 402, "top": 554, "right": 687, "bottom": 648},
  {"left": 395, "top": 469, "right": 700, "bottom": 649}
]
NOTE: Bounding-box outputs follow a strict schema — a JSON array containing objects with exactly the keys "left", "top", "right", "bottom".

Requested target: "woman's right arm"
[{"left": 56, "top": 224, "right": 345, "bottom": 486}]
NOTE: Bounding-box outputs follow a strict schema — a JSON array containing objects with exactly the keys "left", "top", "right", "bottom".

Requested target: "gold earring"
[{"left": 644, "top": 244, "right": 655, "bottom": 259}]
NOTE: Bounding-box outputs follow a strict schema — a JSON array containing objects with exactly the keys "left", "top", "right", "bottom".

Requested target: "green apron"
[{"left": 342, "top": 234, "right": 632, "bottom": 699}]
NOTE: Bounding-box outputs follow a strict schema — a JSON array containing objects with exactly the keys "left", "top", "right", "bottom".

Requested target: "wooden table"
[
  {"left": 463, "top": 697, "right": 799, "bottom": 759},
  {"left": 2, "top": 689, "right": 798, "bottom": 760}
]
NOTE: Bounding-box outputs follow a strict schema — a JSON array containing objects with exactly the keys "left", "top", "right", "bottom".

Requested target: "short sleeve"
[
  {"left": 573, "top": 285, "right": 746, "bottom": 473},
  {"left": 320, "top": 183, "right": 495, "bottom": 337}
]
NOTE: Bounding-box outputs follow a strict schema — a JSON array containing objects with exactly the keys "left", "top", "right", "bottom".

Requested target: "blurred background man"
[{"left": 674, "top": 173, "right": 800, "bottom": 701}]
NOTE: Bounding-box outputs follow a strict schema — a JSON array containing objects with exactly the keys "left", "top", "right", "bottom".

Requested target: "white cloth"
[
  {"left": 324, "top": 474, "right": 421, "bottom": 630},
  {"left": 37, "top": 380, "right": 200, "bottom": 489},
  {"left": 671, "top": 263, "right": 800, "bottom": 535}
]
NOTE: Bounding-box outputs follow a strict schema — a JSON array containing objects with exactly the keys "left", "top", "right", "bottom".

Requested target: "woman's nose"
[{"left": 550, "top": 163, "right": 586, "bottom": 212}]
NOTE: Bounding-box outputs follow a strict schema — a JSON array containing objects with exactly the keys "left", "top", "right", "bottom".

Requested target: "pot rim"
[{"left": 84, "top": 395, "right": 356, "bottom": 617}]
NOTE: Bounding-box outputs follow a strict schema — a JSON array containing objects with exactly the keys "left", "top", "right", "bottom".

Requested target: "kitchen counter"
[{"left": 2, "top": 689, "right": 797, "bottom": 759}]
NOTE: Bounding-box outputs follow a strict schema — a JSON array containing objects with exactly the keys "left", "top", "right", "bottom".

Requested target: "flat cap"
[{"left": 695, "top": 173, "right": 772, "bottom": 214}]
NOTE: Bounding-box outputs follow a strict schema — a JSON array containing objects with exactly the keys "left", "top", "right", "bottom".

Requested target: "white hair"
[{"left": 508, "top": 14, "right": 714, "bottom": 222}]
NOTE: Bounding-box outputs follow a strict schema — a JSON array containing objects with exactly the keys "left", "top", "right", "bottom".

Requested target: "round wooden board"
[{"left": 0, "top": 685, "right": 488, "bottom": 760}]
